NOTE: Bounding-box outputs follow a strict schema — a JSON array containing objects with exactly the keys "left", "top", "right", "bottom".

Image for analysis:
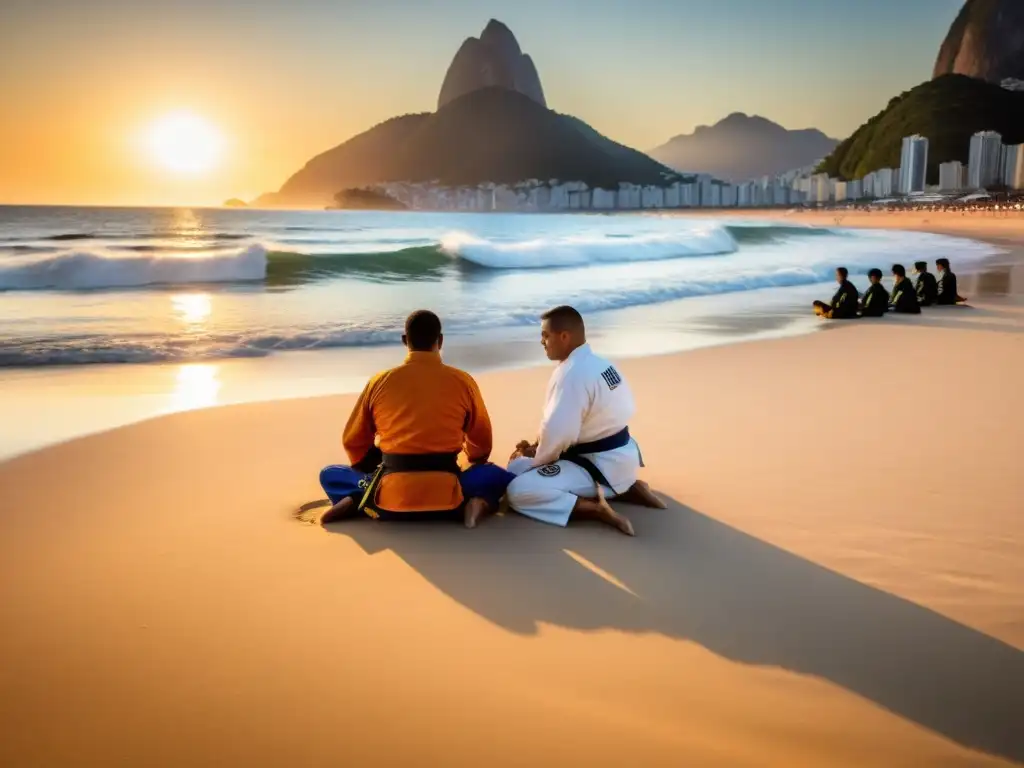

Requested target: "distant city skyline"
[{"left": 0, "top": 0, "right": 966, "bottom": 205}]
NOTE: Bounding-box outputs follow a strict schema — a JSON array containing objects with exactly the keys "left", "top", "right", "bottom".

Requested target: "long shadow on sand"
[{"left": 322, "top": 498, "right": 1024, "bottom": 764}]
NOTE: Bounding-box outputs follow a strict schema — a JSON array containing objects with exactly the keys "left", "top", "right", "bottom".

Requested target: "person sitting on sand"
[
  {"left": 935, "top": 258, "right": 967, "bottom": 305},
  {"left": 914, "top": 261, "right": 938, "bottom": 307},
  {"left": 306, "top": 310, "right": 514, "bottom": 528},
  {"left": 813, "top": 267, "right": 859, "bottom": 319},
  {"left": 505, "top": 305, "right": 665, "bottom": 537},
  {"left": 889, "top": 264, "right": 921, "bottom": 314},
  {"left": 860, "top": 268, "right": 889, "bottom": 318}
]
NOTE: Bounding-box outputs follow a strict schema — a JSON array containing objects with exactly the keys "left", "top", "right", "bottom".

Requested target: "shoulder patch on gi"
[
  {"left": 600, "top": 366, "right": 622, "bottom": 390},
  {"left": 537, "top": 464, "right": 561, "bottom": 477}
]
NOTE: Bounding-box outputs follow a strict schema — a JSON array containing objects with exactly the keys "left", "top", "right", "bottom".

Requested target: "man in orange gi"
[{"left": 314, "top": 310, "right": 514, "bottom": 528}]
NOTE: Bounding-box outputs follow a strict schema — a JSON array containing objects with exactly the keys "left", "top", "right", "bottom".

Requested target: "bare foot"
[
  {"left": 293, "top": 499, "right": 330, "bottom": 524},
  {"left": 320, "top": 496, "right": 356, "bottom": 525},
  {"left": 615, "top": 480, "right": 667, "bottom": 509},
  {"left": 294, "top": 496, "right": 355, "bottom": 526},
  {"left": 596, "top": 487, "right": 635, "bottom": 536},
  {"left": 574, "top": 487, "right": 634, "bottom": 536},
  {"left": 463, "top": 497, "right": 489, "bottom": 529}
]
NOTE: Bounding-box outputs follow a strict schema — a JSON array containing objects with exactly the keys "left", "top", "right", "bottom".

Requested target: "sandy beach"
[{"left": 1, "top": 212, "right": 1022, "bottom": 767}]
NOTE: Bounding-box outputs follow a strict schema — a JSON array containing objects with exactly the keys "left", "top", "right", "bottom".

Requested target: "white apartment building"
[
  {"left": 708, "top": 183, "right": 722, "bottom": 207},
  {"left": 699, "top": 176, "right": 716, "bottom": 207},
  {"left": 641, "top": 185, "right": 665, "bottom": 209},
  {"left": 809, "top": 173, "right": 831, "bottom": 203},
  {"left": 939, "top": 161, "right": 966, "bottom": 192},
  {"left": 899, "top": 135, "right": 929, "bottom": 194},
  {"left": 874, "top": 168, "right": 895, "bottom": 197},
  {"left": 1003, "top": 144, "right": 1024, "bottom": 190},
  {"left": 968, "top": 131, "right": 1003, "bottom": 189},
  {"left": 679, "top": 182, "right": 699, "bottom": 207},
  {"left": 591, "top": 188, "right": 616, "bottom": 209},
  {"left": 861, "top": 172, "right": 876, "bottom": 199},
  {"left": 616, "top": 184, "right": 640, "bottom": 210}
]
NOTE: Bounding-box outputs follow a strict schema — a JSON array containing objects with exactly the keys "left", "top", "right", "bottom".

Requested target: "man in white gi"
[{"left": 506, "top": 305, "right": 664, "bottom": 536}]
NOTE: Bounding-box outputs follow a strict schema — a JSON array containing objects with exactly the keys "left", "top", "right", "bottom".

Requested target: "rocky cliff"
[
  {"left": 933, "top": 0, "right": 1024, "bottom": 84},
  {"left": 437, "top": 19, "right": 546, "bottom": 110}
]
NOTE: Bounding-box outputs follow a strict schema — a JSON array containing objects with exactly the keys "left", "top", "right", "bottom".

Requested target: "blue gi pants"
[{"left": 320, "top": 462, "right": 515, "bottom": 520}]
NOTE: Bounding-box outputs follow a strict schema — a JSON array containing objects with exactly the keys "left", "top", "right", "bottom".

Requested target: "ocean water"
[{"left": 0, "top": 205, "right": 999, "bottom": 368}]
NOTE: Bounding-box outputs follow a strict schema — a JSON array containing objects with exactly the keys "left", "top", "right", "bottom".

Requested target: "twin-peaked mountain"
[{"left": 257, "top": 21, "right": 673, "bottom": 207}]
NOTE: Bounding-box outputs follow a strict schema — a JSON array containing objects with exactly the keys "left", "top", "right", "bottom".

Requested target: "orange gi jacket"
[{"left": 343, "top": 351, "right": 493, "bottom": 512}]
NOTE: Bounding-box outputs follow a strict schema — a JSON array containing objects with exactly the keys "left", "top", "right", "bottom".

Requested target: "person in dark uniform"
[
  {"left": 813, "top": 267, "right": 859, "bottom": 319},
  {"left": 860, "top": 268, "right": 889, "bottom": 317},
  {"left": 935, "top": 258, "right": 967, "bottom": 305},
  {"left": 889, "top": 264, "right": 921, "bottom": 314},
  {"left": 914, "top": 261, "right": 938, "bottom": 306}
]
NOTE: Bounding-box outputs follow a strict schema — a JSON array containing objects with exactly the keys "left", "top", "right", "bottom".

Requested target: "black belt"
[
  {"left": 571, "top": 427, "right": 631, "bottom": 455},
  {"left": 381, "top": 452, "right": 461, "bottom": 474},
  {"left": 559, "top": 427, "right": 633, "bottom": 490},
  {"left": 355, "top": 450, "right": 462, "bottom": 520}
]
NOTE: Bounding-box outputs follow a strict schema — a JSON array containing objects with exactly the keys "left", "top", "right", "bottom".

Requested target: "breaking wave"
[
  {"left": 0, "top": 215, "right": 1001, "bottom": 367},
  {"left": 0, "top": 223, "right": 829, "bottom": 291},
  {"left": 0, "top": 244, "right": 271, "bottom": 290},
  {"left": 439, "top": 226, "right": 739, "bottom": 268}
]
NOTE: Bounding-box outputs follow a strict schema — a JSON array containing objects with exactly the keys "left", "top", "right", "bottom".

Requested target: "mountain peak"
[
  {"left": 717, "top": 113, "right": 777, "bottom": 128},
  {"left": 437, "top": 20, "right": 545, "bottom": 110},
  {"left": 481, "top": 18, "right": 514, "bottom": 39},
  {"left": 265, "top": 86, "right": 673, "bottom": 205},
  {"left": 649, "top": 114, "right": 838, "bottom": 181}
]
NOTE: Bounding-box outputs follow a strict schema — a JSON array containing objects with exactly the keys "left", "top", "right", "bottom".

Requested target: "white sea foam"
[
  {"left": 0, "top": 212, "right": 1005, "bottom": 368},
  {"left": 439, "top": 226, "right": 738, "bottom": 268},
  {"left": 0, "top": 244, "right": 269, "bottom": 290}
]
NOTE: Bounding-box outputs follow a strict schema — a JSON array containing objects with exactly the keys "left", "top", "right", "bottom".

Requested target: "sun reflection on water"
[{"left": 171, "top": 293, "right": 212, "bottom": 326}]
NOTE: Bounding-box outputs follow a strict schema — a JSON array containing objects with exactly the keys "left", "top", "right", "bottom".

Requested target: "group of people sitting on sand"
[
  {"left": 297, "top": 305, "right": 665, "bottom": 537},
  {"left": 813, "top": 258, "right": 967, "bottom": 319}
]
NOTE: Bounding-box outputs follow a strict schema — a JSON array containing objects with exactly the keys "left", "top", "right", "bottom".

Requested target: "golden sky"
[{"left": 0, "top": 0, "right": 961, "bottom": 207}]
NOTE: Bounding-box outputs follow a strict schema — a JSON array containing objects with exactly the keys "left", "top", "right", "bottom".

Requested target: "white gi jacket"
[{"left": 532, "top": 343, "right": 641, "bottom": 495}]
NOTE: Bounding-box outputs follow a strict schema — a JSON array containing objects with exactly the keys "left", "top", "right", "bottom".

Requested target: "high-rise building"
[
  {"left": 899, "top": 135, "right": 929, "bottom": 194},
  {"left": 968, "top": 131, "right": 1004, "bottom": 189},
  {"left": 833, "top": 181, "right": 848, "bottom": 203},
  {"left": 874, "top": 168, "right": 895, "bottom": 198},
  {"left": 862, "top": 172, "right": 876, "bottom": 199},
  {"left": 1003, "top": 144, "right": 1024, "bottom": 190},
  {"left": 809, "top": 173, "right": 831, "bottom": 204},
  {"left": 699, "top": 176, "right": 715, "bottom": 207},
  {"left": 847, "top": 179, "right": 863, "bottom": 200},
  {"left": 710, "top": 183, "right": 722, "bottom": 207},
  {"left": 939, "top": 161, "right": 966, "bottom": 192},
  {"left": 737, "top": 183, "right": 752, "bottom": 207}
]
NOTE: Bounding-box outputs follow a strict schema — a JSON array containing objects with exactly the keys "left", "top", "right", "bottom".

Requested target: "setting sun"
[{"left": 146, "top": 111, "right": 225, "bottom": 174}]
